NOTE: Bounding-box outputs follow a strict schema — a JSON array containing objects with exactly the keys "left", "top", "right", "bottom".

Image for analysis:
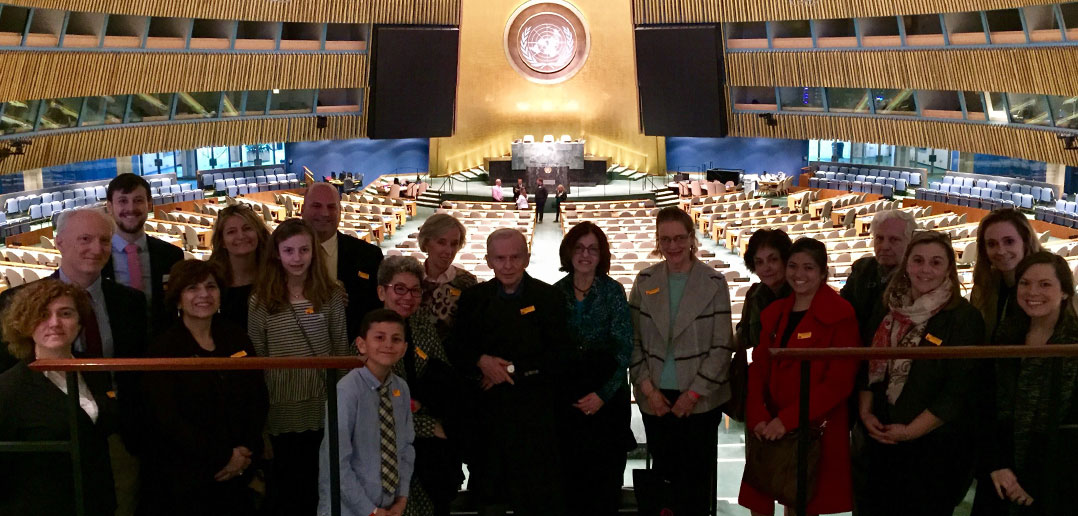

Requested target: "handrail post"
[
  {"left": 796, "top": 360, "right": 810, "bottom": 516},
  {"left": 326, "top": 368, "right": 341, "bottom": 516},
  {"left": 66, "top": 371, "right": 86, "bottom": 516}
]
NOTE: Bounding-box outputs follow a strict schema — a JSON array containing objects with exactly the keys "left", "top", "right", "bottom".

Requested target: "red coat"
[{"left": 738, "top": 285, "right": 859, "bottom": 515}]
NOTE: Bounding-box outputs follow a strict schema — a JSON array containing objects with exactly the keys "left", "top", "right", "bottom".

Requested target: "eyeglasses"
[
  {"left": 658, "top": 234, "right": 690, "bottom": 247},
  {"left": 387, "top": 283, "right": 423, "bottom": 298},
  {"left": 574, "top": 245, "right": 600, "bottom": 256}
]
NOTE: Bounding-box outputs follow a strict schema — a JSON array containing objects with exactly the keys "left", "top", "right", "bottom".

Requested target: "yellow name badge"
[
  {"left": 231, "top": 350, "right": 248, "bottom": 358},
  {"left": 305, "top": 307, "right": 315, "bottom": 315},
  {"left": 797, "top": 332, "right": 812, "bottom": 339},
  {"left": 415, "top": 347, "right": 429, "bottom": 360},
  {"left": 357, "top": 271, "right": 370, "bottom": 280},
  {"left": 520, "top": 305, "right": 536, "bottom": 315},
  {"left": 448, "top": 287, "right": 461, "bottom": 297},
  {"left": 106, "top": 390, "right": 117, "bottom": 399},
  {"left": 926, "top": 334, "right": 943, "bottom": 346},
  {"left": 646, "top": 288, "right": 660, "bottom": 295},
  {"left": 393, "top": 389, "right": 401, "bottom": 397}
]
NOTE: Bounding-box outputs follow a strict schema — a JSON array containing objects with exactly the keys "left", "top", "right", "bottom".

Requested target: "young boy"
[{"left": 318, "top": 309, "right": 414, "bottom": 516}]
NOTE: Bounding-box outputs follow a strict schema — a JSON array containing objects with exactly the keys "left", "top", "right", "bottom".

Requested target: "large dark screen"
[
  {"left": 634, "top": 25, "right": 727, "bottom": 137},
  {"left": 368, "top": 26, "right": 459, "bottom": 139}
]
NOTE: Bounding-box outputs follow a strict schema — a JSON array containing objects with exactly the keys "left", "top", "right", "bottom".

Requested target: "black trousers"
[
  {"left": 640, "top": 390, "right": 721, "bottom": 516},
  {"left": 560, "top": 387, "right": 634, "bottom": 516},
  {"left": 265, "top": 430, "right": 323, "bottom": 516},
  {"left": 535, "top": 204, "right": 544, "bottom": 222}
]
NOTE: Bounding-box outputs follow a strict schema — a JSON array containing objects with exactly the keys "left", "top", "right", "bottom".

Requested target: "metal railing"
[
  {"left": 2, "top": 356, "right": 366, "bottom": 516},
  {"left": 770, "top": 344, "right": 1078, "bottom": 515}
]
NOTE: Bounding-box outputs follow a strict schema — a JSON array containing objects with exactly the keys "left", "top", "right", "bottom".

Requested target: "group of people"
[
  {"left": 0, "top": 169, "right": 1074, "bottom": 516},
  {"left": 492, "top": 177, "right": 568, "bottom": 223}
]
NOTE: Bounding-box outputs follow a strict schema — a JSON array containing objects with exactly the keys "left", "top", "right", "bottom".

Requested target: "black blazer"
[
  {"left": 140, "top": 319, "right": 268, "bottom": 502},
  {"left": 336, "top": 231, "right": 384, "bottom": 343},
  {"left": 0, "top": 361, "right": 118, "bottom": 516},
  {"left": 101, "top": 234, "right": 184, "bottom": 335}
]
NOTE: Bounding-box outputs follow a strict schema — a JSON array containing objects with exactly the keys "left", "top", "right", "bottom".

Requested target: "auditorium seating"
[
  {"left": 207, "top": 169, "right": 300, "bottom": 194},
  {"left": 915, "top": 187, "right": 1021, "bottom": 211},
  {"left": 813, "top": 164, "right": 919, "bottom": 191},
  {"left": 923, "top": 175, "right": 1055, "bottom": 210},
  {"left": 809, "top": 174, "right": 898, "bottom": 198}
]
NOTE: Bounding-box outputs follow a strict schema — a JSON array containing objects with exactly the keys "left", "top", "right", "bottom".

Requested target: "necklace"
[{"left": 573, "top": 277, "right": 593, "bottom": 295}]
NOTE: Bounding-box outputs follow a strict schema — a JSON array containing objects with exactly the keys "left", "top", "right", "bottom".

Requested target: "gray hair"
[
  {"left": 55, "top": 208, "right": 114, "bottom": 239},
  {"left": 870, "top": 209, "right": 915, "bottom": 239},
  {"left": 485, "top": 227, "right": 528, "bottom": 254},
  {"left": 377, "top": 255, "right": 424, "bottom": 286},
  {"left": 417, "top": 213, "right": 467, "bottom": 253}
]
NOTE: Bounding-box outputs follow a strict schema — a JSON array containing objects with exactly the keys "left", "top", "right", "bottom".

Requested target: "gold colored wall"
[
  {"left": 4, "top": 0, "right": 460, "bottom": 24},
  {"left": 0, "top": 114, "right": 365, "bottom": 174},
  {"left": 429, "top": 0, "right": 664, "bottom": 175},
  {"left": 725, "top": 48, "right": 1078, "bottom": 96},
  {"left": 632, "top": 0, "right": 1059, "bottom": 24},
  {"left": 0, "top": 53, "right": 367, "bottom": 102}
]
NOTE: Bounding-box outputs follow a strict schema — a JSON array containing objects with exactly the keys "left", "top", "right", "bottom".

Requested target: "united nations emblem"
[{"left": 505, "top": 1, "right": 589, "bottom": 84}]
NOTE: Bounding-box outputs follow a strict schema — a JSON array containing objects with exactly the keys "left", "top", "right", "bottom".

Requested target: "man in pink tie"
[{"left": 101, "top": 174, "right": 183, "bottom": 336}]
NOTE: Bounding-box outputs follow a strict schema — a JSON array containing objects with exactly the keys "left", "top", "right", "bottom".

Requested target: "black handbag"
[{"left": 742, "top": 426, "right": 824, "bottom": 507}]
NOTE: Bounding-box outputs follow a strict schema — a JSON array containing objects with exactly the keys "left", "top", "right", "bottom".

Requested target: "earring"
[{"left": 177, "top": 308, "right": 182, "bottom": 318}]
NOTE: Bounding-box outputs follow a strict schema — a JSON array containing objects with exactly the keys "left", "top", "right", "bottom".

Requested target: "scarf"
[{"left": 868, "top": 278, "right": 953, "bottom": 404}]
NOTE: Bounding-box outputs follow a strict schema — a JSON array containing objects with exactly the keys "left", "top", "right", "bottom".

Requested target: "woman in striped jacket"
[{"left": 249, "top": 218, "right": 349, "bottom": 516}]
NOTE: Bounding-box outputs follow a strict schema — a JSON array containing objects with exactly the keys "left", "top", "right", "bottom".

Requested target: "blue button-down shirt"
[
  {"left": 318, "top": 367, "right": 415, "bottom": 516},
  {"left": 58, "top": 269, "right": 114, "bottom": 358},
  {"left": 110, "top": 233, "right": 152, "bottom": 302}
]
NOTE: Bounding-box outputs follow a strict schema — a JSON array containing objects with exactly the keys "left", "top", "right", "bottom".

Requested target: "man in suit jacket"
[
  {"left": 0, "top": 208, "right": 148, "bottom": 516},
  {"left": 100, "top": 173, "right": 183, "bottom": 335},
  {"left": 302, "top": 182, "right": 383, "bottom": 342},
  {"left": 448, "top": 228, "right": 571, "bottom": 516},
  {"left": 534, "top": 179, "right": 548, "bottom": 223}
]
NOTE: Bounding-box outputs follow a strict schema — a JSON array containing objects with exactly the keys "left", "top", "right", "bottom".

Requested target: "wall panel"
[
  {"left": 0, "top": 114, "right": 366, "bottom": 174},
  {"left": 0, "top": 52, "right": 367, "bottom": 102},
  {"left": 634, "top": 0, "right": 1059, "bottom": 23},
  {"left": 726, "top": 48, "right": 1078, "bottom": 96},
  {"left": 4, "top": 0, "right": 460, "bottom": 24},
  {"left": 728, "top": 112, "right": 1078, "bottom": 167}
]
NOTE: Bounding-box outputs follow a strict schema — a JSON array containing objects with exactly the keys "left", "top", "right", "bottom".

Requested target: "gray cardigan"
[{"left": 628, "top": 260, "right": 734, "bottom": 415}]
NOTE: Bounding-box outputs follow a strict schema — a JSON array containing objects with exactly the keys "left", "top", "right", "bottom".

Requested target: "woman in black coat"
[
  {"left": 0, "top": 279, "right": 117, "bottom": 516},
  {"left": 140, "top": 260, "right": 268, "bottom": 516}
]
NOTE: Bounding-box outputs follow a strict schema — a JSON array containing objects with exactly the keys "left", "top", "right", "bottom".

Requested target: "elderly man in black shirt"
[{"left": 448, "top": 228, "right": 570, "bottom": 516}]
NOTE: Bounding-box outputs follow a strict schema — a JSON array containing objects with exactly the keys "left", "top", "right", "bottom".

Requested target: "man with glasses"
[
  {"left": 302, "top": 182, "right": 383, "bottom": 342},
  {"left": 448, "top": 228, "right": 571, "bottom": 516}
]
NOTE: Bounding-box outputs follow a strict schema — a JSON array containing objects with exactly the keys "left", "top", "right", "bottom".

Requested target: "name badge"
[
  {"left": 161, "top": 274, "right": 170, "bottom": 289},
  {"left": 646, "top": 288, "right": 660, "bottom": 295},
  {"left": 305, "top": 307, "right": 315, "bottom": 315},
  {"left": 415, "top": 347, "right": 429, "bottom": 360},
  {"left": 357, "top": 271, "right": 370, "bottom": 280},
  {"left": 448, "top": 287, "right": 461, "bottom": 297},
  {"left": 926, "top": 334, "right": 942, "bottom": 346},
  {"left": 231, "top": 350, "right": 248, "bottom": 358},
  {"left": 393, "top": 389, "right": 401, "bottom": 397},
  {"left": 520, "top": 305, "right": 536, "bottom": 315},
  {"left": 797, "top": 332, "right": 812, "bottom": 339},
  {"left": 106, "top": 390, "right": 117, "bottom": 399}
]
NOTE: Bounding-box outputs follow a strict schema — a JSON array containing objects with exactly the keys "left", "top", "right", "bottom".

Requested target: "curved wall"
[{"left": 632, "top": 0, "right": 1059, "bottom": 23}]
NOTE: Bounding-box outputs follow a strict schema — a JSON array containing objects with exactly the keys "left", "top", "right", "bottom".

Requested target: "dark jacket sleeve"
[
  {"left": 927, "top": 302, "right": 986, "bottom": 423},
  {"left": 446, "top": 285, "right": 484, "bottom": 376}
]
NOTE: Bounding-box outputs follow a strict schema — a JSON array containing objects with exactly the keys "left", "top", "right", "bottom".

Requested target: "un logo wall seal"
[{"left": 505, "top": 1, "right": 590, "bottom": 84}]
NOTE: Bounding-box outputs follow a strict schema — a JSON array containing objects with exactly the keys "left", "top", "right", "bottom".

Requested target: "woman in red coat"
[{"left": 739, "top": 237, "right": 860, "bottom": 515}]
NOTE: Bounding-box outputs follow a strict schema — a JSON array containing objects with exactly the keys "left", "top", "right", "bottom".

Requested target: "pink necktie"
[{"left": 125, "top": 243, "right": 143, "bottom": 292}]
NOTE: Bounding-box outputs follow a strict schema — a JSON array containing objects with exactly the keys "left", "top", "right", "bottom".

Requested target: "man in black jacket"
[
  {"left": 302, "top": 182, "right": 383, "bottom": 342},
  {"left": 0, "top": 208, "right": 148, "bottom": 516},
  {"left": 448, "top": 228, "right": 570, "bottom": 516},
  {"left": 100, "top": 174, "right": 183, "bottom": 335},
  {"left": 534, "top": 179, "right": 548, "bottom": 223}
]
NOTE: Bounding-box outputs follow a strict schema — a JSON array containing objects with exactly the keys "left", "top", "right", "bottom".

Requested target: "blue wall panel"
[
  {"left": 666, "top": 137, "right": 808, "bottom": 179},
  {"left": 41, "top": 158, "right": 118, "bottom": 188},
  {"left": 970, "top": 153, "right": 1048, "bottom": 182},
  {"left": 0, "top": 173, "right": 24, "bottom": 195},
  {"left": 285, "top": 138, "right": 429, "bottom": 188}
]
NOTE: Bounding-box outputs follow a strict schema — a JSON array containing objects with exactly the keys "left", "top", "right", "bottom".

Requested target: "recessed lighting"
[{"left": 272, "top": 89, "right": 280, "bottom": 94}]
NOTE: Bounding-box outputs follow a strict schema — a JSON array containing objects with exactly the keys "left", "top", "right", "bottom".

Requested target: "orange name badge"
[
  {"left": 415, "top": 347, "right": 429, "bottom": 360},
  {"left": 230, "top": 350, "right": 248, "bottom": 358},
  {"left": 393, "top": 389, "right": 401, "bottom": 397},
  {"left": 645, "top": 288, "right": 660, "bottom": 295},
  {"left": 357, "top": 271, "right": 370, "bottom": 280},
  {"left": 448, "top": 287, "right": 461, "bottom": 297},
  {"left": 797, "top": 332, "right": 812, "bottom": 339},
  {"left": 926, "top": 334, "right": 943, "bottom": 346},
  {"left": 106, "top": 390, "right": 117, "bottom": 399},
  {"left": 520, "top": 305, "right": 536, "bottom": 315},
  {"left": 305, "top": 307, "right": 315, "bottom": 315}
]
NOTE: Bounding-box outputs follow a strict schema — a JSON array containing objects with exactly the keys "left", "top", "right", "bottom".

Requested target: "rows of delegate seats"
[
  {"left": 204, "top": 168, "right": 302, "bottom": 196},
  {"left": 918, "top": 175, "right": 1052, "bottom": 210}
]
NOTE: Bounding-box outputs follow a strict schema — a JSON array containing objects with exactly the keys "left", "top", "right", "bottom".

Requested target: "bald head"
[{"left": 302, "top": 182, "right": 342, "bottom": 242}]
